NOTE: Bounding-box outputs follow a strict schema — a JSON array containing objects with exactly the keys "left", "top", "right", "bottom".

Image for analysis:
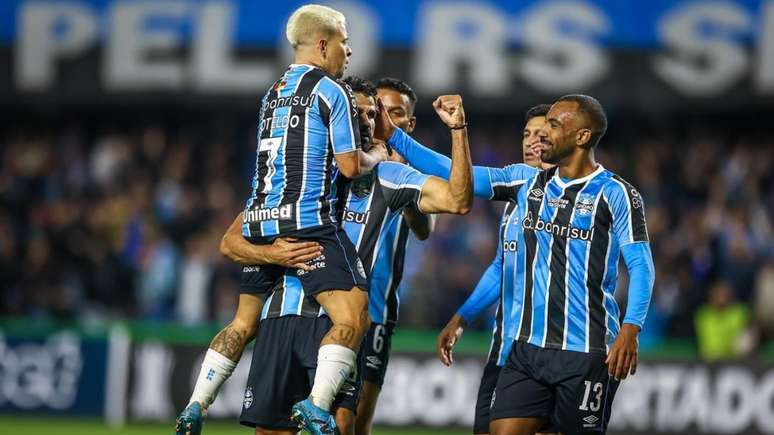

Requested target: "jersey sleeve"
[
  {"left": 387, "top": 129, "right": 537, "bottom": 200},
  {"left": 317, "top": 78, "right": 361, "bottom": 154},
  {"left": 620, "top": 242, "right": 655, "bottom": 328},
  {"left": 456, "top": 242, "right": 503, "bottom": 323},
  {"left": 486, "top": 164, "right": 539, "bottom": 201},
  {"left": 606, "top": 177, "right": 649, "bottom": 247},
  {"left": 376, "top": 161, "right": 431, "bottom": 212}
]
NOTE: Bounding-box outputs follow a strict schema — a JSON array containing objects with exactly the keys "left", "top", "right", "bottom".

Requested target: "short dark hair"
[
  {"left": 342, "top": 76, "right": 376, "bottom": 97},
  {"left": 524, "top": 104, "right": 551, "bottom": 123},
  {"left": 375, "top": 77, "right": 418, "bottom": 108},
  {"left": 556, "top": 94, "right": 607, "bottom": 148}
]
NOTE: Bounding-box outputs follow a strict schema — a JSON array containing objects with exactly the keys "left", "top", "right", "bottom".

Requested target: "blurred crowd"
[{"left": 1, "top": 111, "right": 772, "bottom": 359}]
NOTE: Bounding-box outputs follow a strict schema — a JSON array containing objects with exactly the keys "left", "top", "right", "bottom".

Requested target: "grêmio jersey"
[
  {"left": 507, "top": 165, "right": 649, "bottom": 353},
  {"left": 243, "top": 64, "right": 361, "bottom": 238},
  {"left": 260, "top": 162, "right": 430, "bottom": 323}
]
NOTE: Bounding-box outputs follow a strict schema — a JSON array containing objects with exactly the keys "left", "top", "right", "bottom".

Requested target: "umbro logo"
[
  {"left": 583, "top": 415, "right": 599, "bottom": 427},
  {"left": 528, "top": 188, "right": 544, "bottom": 202},
  {"left": 366, "top": 356, "right": 383, "bottom": 369}
]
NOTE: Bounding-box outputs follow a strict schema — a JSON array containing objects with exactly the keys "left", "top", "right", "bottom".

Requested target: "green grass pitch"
[{"left": 0, "top": 416, "right": 469, "bottom": 435}]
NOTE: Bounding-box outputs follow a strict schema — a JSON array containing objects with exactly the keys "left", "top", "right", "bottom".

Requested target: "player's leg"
[
  {"left": 294, "top": 313, "right": 367, "bottom": 434},
  {"left": 355, "top": 323, "right": 392, "bottom": 435},
  {"left": 490, "top": 418, "right": 547, "bottom": 435},
  {"left": 176, "top": 268, "right": 277, "bottom": 435},
  {"left": 472, "top": 359, "right": 502, "bottom": 435},
  {"left": 290, "top": 225, "right": 370, "bottom": 422},
  {"left": 240, "top": 316, "right": 310, "bottom": 433},
  {"left": 489, "top": 341, "right": 553, "bottom": 435},
  {"left": 550, "top": 350, "right": 618, "bottom": 435},
  {"left": 335, "top": 408, "right": 357, "bottom": 435},
  {"left": 184, "top": 262, "right": 283, "bottom": 409}
]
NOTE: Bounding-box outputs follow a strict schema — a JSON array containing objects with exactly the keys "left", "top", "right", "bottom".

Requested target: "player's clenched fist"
[{"left": 433, "top": 95, "right": 466, "bottom": 128}]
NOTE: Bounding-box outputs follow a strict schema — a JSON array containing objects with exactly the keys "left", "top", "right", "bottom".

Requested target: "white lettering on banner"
[
  {"left": 0, "top": 333, "right": 83, "bottom": 410},
  {"left": 12, "top": 1, "right": 774, "bottom": 97},
  {"left": 16, "top": 3, "right": 98, "bottom": 91},
  {"left": 192, "top": 2, "right": 274, "bottom": 92},
  {"left": 653, "top": 2, "right": 751, "bottom": 96},
  {"left": 520, "top": 1, "right": 611, "bottom": 92},
  {"left": 609, "top": 364, "right": 774, "bottom": 434},
  {"left": 106, "top": 1, "right": 188, "bottom": 90},
  {"left": 374, "top": 357, "right": 481, "bottom": 426},
  {"left": 130, "top": 342, "right": 174, "bottom": 419},
  {"left": 414, "top": 3, "right": 508, "bottom": 95}
]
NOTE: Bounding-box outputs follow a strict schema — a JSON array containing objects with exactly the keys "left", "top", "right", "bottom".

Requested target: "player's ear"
[
  {"left": 317, "top": 38, "right": 328, "bottom": 57},
  {"left": 576, "top": 128, "right": 592, "bottom": 148},
  {"left": 407, "top": 116, "right": 417, "bottom": 134}
]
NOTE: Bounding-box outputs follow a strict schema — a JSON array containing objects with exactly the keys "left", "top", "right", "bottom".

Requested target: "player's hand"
[
  {"left": 373, "top": 97, "right": 397, "bottom": 142},
  {"left": 433, "top": 95, "right": 466, "bottom": 128},
  {"left": 437, "top": 314, "right": 466, "bottom": 366},
  {"left": 605, "top": 323, "right": 640, "bottom": 381},
  {"left": 368, "top": 141, "right": 391, "bottom": 163},
  {"left": 266, "top": 237, "right": 323, "bottom": 271}
]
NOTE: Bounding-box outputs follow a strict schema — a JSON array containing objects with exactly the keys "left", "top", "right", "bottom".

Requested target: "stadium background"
[{"left": 1, "top": 0, "right": 773, "bottom": 434}]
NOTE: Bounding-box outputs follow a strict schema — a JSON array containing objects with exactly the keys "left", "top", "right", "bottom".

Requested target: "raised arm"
[
  {"left": 221, "top": 213, "right": 323, "bottom": 270},
  {"left": 375, "top": 110, "right": 538, "bottom": 200},
  {"left": 415, "top": 95, "right": 473, "bottom": 214}
]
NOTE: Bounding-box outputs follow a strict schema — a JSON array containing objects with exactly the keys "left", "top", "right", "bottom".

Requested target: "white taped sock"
[
  {"left": 309, "top": 344, "right": 357, "bottom": 411},
  {"left": 189, "top": 349, "right": 237, "bottom": 409}
]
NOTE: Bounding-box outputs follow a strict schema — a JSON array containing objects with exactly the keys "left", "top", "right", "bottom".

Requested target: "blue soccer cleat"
[
  {"left": 175, "top": 402, "right": 204, "bottom": 435},
  {"left": 291, "top": 398, "right": 338, "bottom": 435}
]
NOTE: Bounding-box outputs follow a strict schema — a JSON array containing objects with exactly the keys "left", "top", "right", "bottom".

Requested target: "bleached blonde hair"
[{"left": 286, "top": 4, "right": 346, "bottom": 49}]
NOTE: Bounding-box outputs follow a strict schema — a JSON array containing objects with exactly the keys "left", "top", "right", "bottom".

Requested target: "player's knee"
[{"left": 231, "top": 316, "right": 259, "bottom": 337}]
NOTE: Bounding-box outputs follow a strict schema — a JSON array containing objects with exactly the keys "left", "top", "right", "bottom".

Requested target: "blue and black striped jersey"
[
  {"left": 243, "top": 64, "right": 361, "bottom": 238},
  {"left": 509, "top": 165, "right": 649, "bottom": 353},
  {"left": 260, "top": 162, "right": 430, "bottom": 323}
]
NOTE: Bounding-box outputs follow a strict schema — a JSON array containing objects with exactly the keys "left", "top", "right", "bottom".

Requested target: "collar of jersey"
[
  {"left": 289, "top": 63, "right": 317, "bottom": 70},
  {"left": 551, "top": 164, "right": 605, "bottom": 188}
]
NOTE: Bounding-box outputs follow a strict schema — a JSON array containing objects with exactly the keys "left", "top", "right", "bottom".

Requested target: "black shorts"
[
  {"left": 490, "top": 341, "right": 619, "bottom": 434},
  {"left": 474, "top": 358, "right": 501, "bottom": 434},
  {"left": 361, "top": 323, "right": 394, "bottom": 388},
  {"left": 239, "top": 316, "right": 363, "bottom": 430},
  {"left": 240, "top": 224, "right": 369, "bottom": 296}
]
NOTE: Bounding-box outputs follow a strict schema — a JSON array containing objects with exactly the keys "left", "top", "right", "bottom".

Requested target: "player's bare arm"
[
  {"left": 335, "top": 145, "right": 390, "bottom": 179},
  {"left": 416, "top": 95, "right": 473, "bottom": 214},
  {"left": 220, "top": 213, "right": 323, "bottom": 270}
]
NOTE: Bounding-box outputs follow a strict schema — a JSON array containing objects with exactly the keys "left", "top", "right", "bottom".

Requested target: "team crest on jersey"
[
  {"left": 575, "top": 194, "right": 595, "bottom": 216},
  {"left": 351, "top": 174, "right": 374, "bottom": 198},
  {"left": 243, "top": 387, "right": 253, "bottom": 409},
  {"left": 528, "top": 188, "right": 544, "bottom": 202}
]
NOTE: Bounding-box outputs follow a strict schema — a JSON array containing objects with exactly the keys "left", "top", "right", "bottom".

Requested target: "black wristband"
[{"left": 449, "top": 123, "right": 467, "bottom": 130}]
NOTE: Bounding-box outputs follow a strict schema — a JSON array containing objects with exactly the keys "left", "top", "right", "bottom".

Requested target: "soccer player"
[
  {"left": 376, "top": 95, "right": 655, "bottom": 435},
  {"left": 353, "top": 77, "right": 433, "bottom": 435},
  {"left": 238, "top": 5, "right": 395, "bottom": 433},
  {"left": 436, "top": 104, "right": 558, "bottom": 435}
]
